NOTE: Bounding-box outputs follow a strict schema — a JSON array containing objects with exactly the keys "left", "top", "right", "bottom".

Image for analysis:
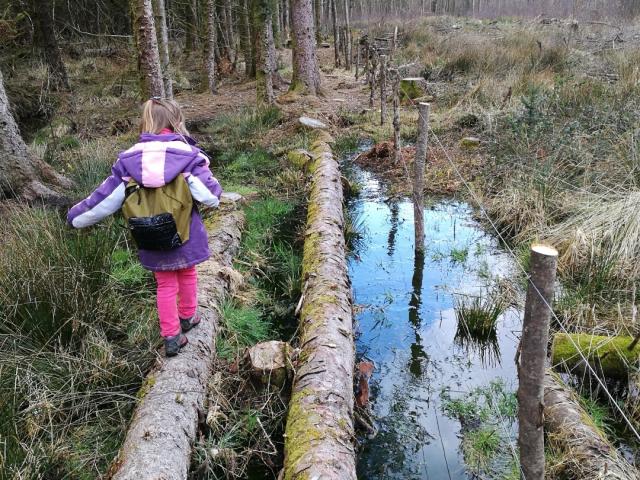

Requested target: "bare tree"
[
  {"left": 31, "top": 0, "right": 70, "bottom": 91},
  {"left": 291, "top": 0, "right": 321, "bottom": 94},
  {"left": 131, "top": 0, "right": 165, "bottom": 98},
  {"left": 0, "top": 67, "right": 71, "bottom": 202},
  {"left": 153, "top": 0, "right": 173, "bottom": 98}
]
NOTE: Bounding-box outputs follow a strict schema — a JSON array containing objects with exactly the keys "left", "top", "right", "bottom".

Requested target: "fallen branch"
[
  {"left": 282, "top": 132, "right": 356, "bottom": 480},
  {"left": 544, "top": 372, "right": 640, "bottom": 480},
  {"left": 108, "top": 198, "right": 244, "bottom": 480}
]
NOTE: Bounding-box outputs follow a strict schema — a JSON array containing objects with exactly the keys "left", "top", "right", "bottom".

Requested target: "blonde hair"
[{"left": 140, "top": 98, "right": 190, "bottom": 136}]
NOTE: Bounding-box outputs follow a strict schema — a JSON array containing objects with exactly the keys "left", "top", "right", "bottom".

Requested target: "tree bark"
[
  {"left": 413, "top": 102, "right": 428, "bottom": 253},
  {"left": 110, "top": 205, "right": 244, "bottom": 480},
  {"left": 0, "top": 67, "right": 71, "bottom": 202},
  {"left": 517, "top": 244, "right": 558, "bottom": 480},
  {"left": 240, "top": 0, "right": 256, "bottom": 77},
  {"left": 544, "top": 372, "right": 640, "bottom": 480},
  {"left": 253, "top": 0, "right": 276, "bottom": 105},
  {"left": 32, "top": 0, "right": 70, "bottom": 91},
  {"left": 379, "top": 54, "right": 387, "bottom": 125},
  {"left": 153, "top": 0, "right": 173, "bottom": 98},
  {"left": 343, "top": 0, "right": 351, "bottom": 69},
  {"left": 290, "top": 0, "right": 321, "bottom": 94},
  {"left": 314, "top": 0, "right": 322, "bottom": 44},
  {"left": 282, "top": 133, "right": 356, "bottom": 480},
  {"left": 131, "top": 0, "right": 165, "bottom": 98},
  {"left": 331, "top": 0, "right": 340, "bottom": 67},
  {"left": 206, "top": 0, "right": 218, "bottom": 94}
]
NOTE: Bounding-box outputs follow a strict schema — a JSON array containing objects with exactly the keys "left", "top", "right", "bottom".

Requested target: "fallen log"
[
  {"left": 544, "top": 372, "right": 640, "bottom": 480},
  {"left": 282, "top": 133, "right": 357, "bottom": 480},
  {"left": 108, "top": 197, "right": 244, "bottom": 480},
  {"left": 551, "top": 333, "right": 640, "bottom": 379}
]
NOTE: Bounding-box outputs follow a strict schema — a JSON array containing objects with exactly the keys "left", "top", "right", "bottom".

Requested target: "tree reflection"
[{"left": 409, "top": 249, "right": 428, "bottom": 376}]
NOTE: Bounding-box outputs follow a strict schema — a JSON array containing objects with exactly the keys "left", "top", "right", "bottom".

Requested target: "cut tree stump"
[
  {"left": 551, "top": 333, "right": 640, "bottom": 379},
  {"left": 245, "top": 340, "right": 294, "bottom": 388},
  {"left": 282, "top": 134, "right": 356, "bottom": 480},
  {"left": 544, "top": 372, "right": 640, "bottom": 480},
  {"left": 108, "top": 202, "right": 244, "bottom": 480}
]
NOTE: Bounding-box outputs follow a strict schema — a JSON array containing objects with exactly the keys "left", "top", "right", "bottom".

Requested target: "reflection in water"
[
  {"left": 409, "top": 249, "right": 427, "bottom": 377},
  {"left": 350, "top": 164, "right": 521, "bottom": 480},
  {"left": 387, "top": 201, "right": 400, "bottom": 257},
  {"left": 453, "top": 294, "right": 505, "bottom": 368},
  {"left": 454, "top": 319, "right": 501, "bottom": 368}
]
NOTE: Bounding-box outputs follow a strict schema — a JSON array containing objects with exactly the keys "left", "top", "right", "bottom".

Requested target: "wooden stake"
[
  {"left": 364, "top": 41, "right": 370, "bottom": 84},
  {"left": 369, "top": 54, "right": 377, "bottom": 108},
  {"left": 391, "top": 68, "right": 401, "bottom": 163},
  {"left": 517, "top": 244, "right": 558, "bottom": 480},
  {"left": 379, "top": 54, "right": 387, "bottom": 125},
  {"left": 413, "top": 102, "right": 429, "bottom": 253}
]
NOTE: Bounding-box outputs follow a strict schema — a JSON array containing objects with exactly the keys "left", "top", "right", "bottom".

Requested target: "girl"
[{"left": 68, "top": 98, "right": 222, "bottom": 357}]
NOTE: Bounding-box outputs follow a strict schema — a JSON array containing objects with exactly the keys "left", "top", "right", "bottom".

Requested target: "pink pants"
[{"left": 154, "top": 266, "right": 198, "bottom": 337}]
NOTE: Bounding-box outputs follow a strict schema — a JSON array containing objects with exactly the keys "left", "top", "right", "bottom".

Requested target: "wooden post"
[
  {"left": 369, "top": 54, "right": 377, "bottom": 108},
  {"left": 364, "top": 41, "right": 370, "bottom": 84},
  {"left": 392, "top": 25, "right": 398, "bottom": 59},
  {"left": 517, "top": 244, "right": 558, "bottom": 480},
  {"left": 355, "top": 42, "right": 360, "bottom": 80},
  {"left": 413, "top": 102, "right": 429, "bottom": 253},
  {"left": 380, "top": 54, "right": 387, "bottom": 125},
  {"left": 391, "top": 69, "right": 401, "bottom": 163}
]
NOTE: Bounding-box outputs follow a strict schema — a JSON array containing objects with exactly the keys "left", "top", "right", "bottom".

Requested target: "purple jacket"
[{"left": 67, "top": 133, "right": 222, "bottom": 271}]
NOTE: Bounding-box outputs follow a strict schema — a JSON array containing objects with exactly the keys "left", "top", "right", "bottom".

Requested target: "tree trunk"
[
  {"left": 206, "top": 0, "right": 218, "bottom": 94},
  {"left": 551, "top": 333, "right": 640, "bottom": 380},
  {"left": 290, "top": 0, "right": 321, "bottom": 94},
  {"left": 283, "top": 132, "right": 356, "bottom": 480},
  {"left": 274, "top": 0, "right": 283, "bottom": 48},
  {"left": 153, "top": 0, "right": 173, "bottom": 98},
  {"left": 282, "top": 0, "right": 290, "bottom": 44},
  {"left": 343, "top": 0, "right": 351, "bottom": 69},
  {"left": 314, "top": 0, "right": 322, "bottom": 44},
  {"left": 331, "top": 0, "right": 340, "bottom": 67},
  {"left": 110, "top": 205, "right": 244, "bottom": 479},
  {"left": 544, "top": 372, "right": 640, "bottom": 480},
  {"left": 32, "top": 0, "right": 69, "bottom": 91},
  {"left": 0, "top": 68, "right": 71, "bottom": 202},
  {"left": 131, "top": 0, "right": 165, "bottom": 98},
  {"left": 240, "top": 0, "right": 256, "bottom": 77},
  {"left": 253, "top": 0, "right": 276, "bottom": 105}
]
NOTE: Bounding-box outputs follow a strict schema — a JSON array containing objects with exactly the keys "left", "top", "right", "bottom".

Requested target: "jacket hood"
[{"left": 118, "top": 135, "right": 201, "bottom": 188}]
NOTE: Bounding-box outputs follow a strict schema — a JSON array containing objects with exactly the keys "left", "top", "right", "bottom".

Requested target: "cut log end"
[{"left": 531, "top": 243, "right": 558, "bottom": 257}]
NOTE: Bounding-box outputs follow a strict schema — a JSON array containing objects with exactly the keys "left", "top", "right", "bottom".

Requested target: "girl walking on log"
[{"left": 68, "top": 98, "right": 222, "bottom": 357}]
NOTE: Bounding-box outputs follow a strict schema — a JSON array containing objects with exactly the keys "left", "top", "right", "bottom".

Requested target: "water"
[{"left": 350, "top": 166, "right": 523, "bottom": 479}]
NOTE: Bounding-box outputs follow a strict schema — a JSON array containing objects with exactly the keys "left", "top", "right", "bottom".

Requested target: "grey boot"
[
  {"left": 180, "top": 312, "right": 202, "bottom": 333},
  {"left": 164, "top": 333, "right": 188, "bottom": 357}
]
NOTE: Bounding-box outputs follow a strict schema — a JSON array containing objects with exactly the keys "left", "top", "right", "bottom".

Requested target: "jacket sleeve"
[
  {"left": 186, "top": 150, "right": 223, "bottom": 208},
  {"left": 67, "top": 161, "right": 128, "bottom": 228}
]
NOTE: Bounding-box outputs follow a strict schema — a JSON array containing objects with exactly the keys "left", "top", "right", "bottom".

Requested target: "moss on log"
[
  {"left": 551, "top": 333, "right": 640, "bottom": 379},
  {"left": 544, "top": 372, "right": 640, "bottom": 480},
  {"left": 109, "top": 203, "right": 244, "bottom": 480},
  {"left": 282, "top": 135, "right": 356, "bottom": 479}
]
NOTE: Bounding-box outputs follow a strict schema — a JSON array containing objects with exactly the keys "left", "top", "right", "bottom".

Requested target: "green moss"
[
  {"left": 283, "top": 388, "right": 326, "bottom": 480},
  {"left": 136, "top": 375, "right": 156, "bottom": 400},
  {"left": 551, "top": 333, "right": 640, "bottom": 379}
]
